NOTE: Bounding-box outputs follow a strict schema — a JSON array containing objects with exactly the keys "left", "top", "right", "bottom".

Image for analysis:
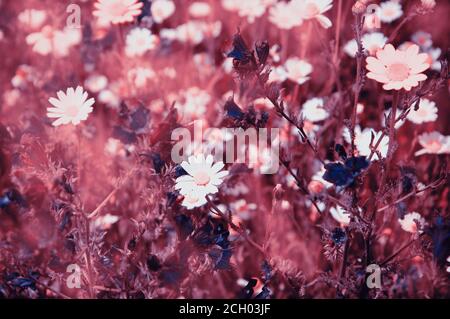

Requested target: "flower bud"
[{"left": 352, "top": 1, "right": 367, "bottom": 14}]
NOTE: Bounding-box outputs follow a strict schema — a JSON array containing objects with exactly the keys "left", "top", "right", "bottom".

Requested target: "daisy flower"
[
  {"left": 18, "top": 9, "right": 47, "bottom": 29},
  {"left": 269, "top": 1, "right": 303, "bottom": 30},
  {"left": 411, "top": 31, "right": 433, "bottom": 49},
  {"left": 189, "top": 2, "right": 211, "bottom": 18},
  {"left": 221, "top": 0, "right": 240, "bottom": 11},
  {"left": 330, "top": 205, "right": 351, "bottom": 226},
  {"left": 230, "top": 199, "right": 257, "bottom": 220},
  {"left": 357, "top": 129, "right": 389, "bottom": 159},
  {"left": 366, "top": 44, "right": 430, "bottom": 91},
  {"left": 344, "top": 32, "right": 387, "bottom": 58},
  {"left": 162, "top": 21, "right": 221, "bottom": 45},
  {"left": 105, "top": 138, "right": 126, "bottom": 156},
  {"left": 125, "top": 28, "right": 159, "bottom": 57},
  {"left": 295, "top": 0, "right": 333, "bottom": 29},
  {"left": 398, "top": 212, "right": 425, "bottom": 233},
  {"left": 427, "top": 47, "right": 442, "bottom": 71},
  {"left": 26, "top": 26, "right": 81, "bottom": 57},
  {"left": 181, "top": 191, "right": 208, "bottom": 210},
  {"left": 151, "top": 0, "right": 176, "bottom": 24},
  {"left": 235, "top": 0, "right": 275, "bottom": 23},
  {"left": 93, "top": 214, "right": 119, "bottom": 230},
  {"left": 285, "top": 57, "right": 313, "bottom": 84},
  {"left": 244, "top": 144, "right": 278, "bottom": 174},
  {"left": 93, "top": 0, "right": 143, "bottom": 25},
  {"left": 268, "top": 65, "right": 289, "bottom": 83},
  {"left": 270, "top": 57, "right": 313, "bottom": 84},
  {"left": 175, "top": 154, "right": 229, "bottom": 207},
  {"left": 84, "top": 74, "right": 108, "bottom": 93},
  {"left": 301, "top": 97, "right": 329, "bottom": 122},
  {"left": 127, "top": 67, "right": 156, "bottom": 88},
  {"left": 98, "top": 88, "right": 120, "bottom": 109},
  {"left": 11, "top": 65, "right": 36, "bottom": 89},
  {"left": 47, "top": 86, "right": 95, "bottom": 127},
  {"left": 343, "top": 40, "right": 359, "bottom": 58},
  {"left": 175, "top": 87, "right": 211, "bottom": 121},
  {"left": 223, "top": 181, "right": 249, "bottom": 196},
  {"left": 344, "top": 126, "right": 389, "bottom": 159},
  {"left": 406, "top": 98, "right": 438, "bottom": 124},
  {"left": 399, "top": 41, "right": 442, "bottom": 71},
  {"left": 379, "top": 1, "right": 403, "bottom": 23},
  {"left": 415, "top": 132, "right": 450, "bottom": 156}
]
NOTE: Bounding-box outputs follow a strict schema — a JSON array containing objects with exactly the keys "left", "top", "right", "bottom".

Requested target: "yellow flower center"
[
  {"left": 427, "top": 140, "right": 441, "bottom": 152},
  {"left": 384, "top": 8, "right": 395, "bottom": 17},
  {"left": 386, "top": 63, "right": 410, "bottom": 81},
  {"left": 185, "top": 194, "right": 199, "bottom": 203},
  {"left": 65, "top": 104, "right": 80, "bottom": 117},
  {"left": 193, "top": 171, "right": 210, "bottom": 186},
  {"left": 416, "top": 107, "right": 429, "bottom": 118},
  {"left": 108, "top": 2, "right": 128, "bottom": 17}
]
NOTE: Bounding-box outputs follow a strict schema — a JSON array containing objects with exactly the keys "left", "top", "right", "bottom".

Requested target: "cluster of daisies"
[
  {"left": 11, "top": 0, "right": 448, "bottom": 213},
  {"left": 365, "top": 43, "right": 449, "bottom": 156},
  {"left": 330, "top": 204, "right": 426, "bottom": 235},
  {"left": 45, "top": 82, "right": 230, "bottom": 210},
  {"left": 220, "top": 0, "right": 334, "bottom": 28}
]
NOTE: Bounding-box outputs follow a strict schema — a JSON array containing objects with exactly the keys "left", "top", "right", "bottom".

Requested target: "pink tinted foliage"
[{"left": 0, "top": 0, "right": 449, "bottom": 299}]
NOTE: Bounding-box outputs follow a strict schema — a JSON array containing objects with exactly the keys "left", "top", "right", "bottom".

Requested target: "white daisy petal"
[{"left": 47, "top": 86, "right": 94, "bottom": 127}]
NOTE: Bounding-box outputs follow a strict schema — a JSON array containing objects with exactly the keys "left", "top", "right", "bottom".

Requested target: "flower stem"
[
  {"left": 206, "top": 196, "right": 266, "bottom": 256},
  {"left": 379, "top": 233, "right": 425, "bottom": 267},
  {"left": 387, "top": 15, "right": 414, "bottom": 43},
  {"left": 387, "top": 90, "right": 400, "bottom": 160},
  {"left": 351, "top": 13, "right": 365, "bottom": 156},
  {"left": 333, "top": 0, "right": 343, "bottom": 65}
]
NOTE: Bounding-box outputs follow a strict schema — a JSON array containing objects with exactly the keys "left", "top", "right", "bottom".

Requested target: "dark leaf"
[
  {"left": 224, "top": 98, "right": 244, "bottom": 120},
  {"left": 427, "top": 216, "right": 450, "bottom": 266},
  {"left": 166, "top": 192, "right": 178, "bottom": 207},
  {"left": 331, "top": 228, "right": 347, "bottom": 245},
  {"left": 255, "top": 41, "right": 269, "bottom": 65},
  {"left": 150, "top": 153, "right": 165, "bottom": 173},
  {"left": 344, "top": 156, "right": 369, "bottom": 172},
  {"left": 112, "top": 126, "right": 137, "bottom": 144},
  {"left": 237, "top": 278, "right": 257, "bottom": 299},
  {"left": 209, "top": 246, "right": 232, "bottom": 270},
  {"left": 130, "top": 105, "right": 150, "bottom": 132},
  {"left": 323, "top": 163, "right": 354, "bottom": 187},
  {"left": 261, "top": 260, "right": 272, "bottom": 282},
  {"left": 9, "top": 277, "right": 36, "bottom": 290},
  {"left": 335, "top": 144, "right": 347, "bottom": 161},
  {"left": 174, "top": 165, "right": 188, "bottom": 177},
  {"left": 227, "top": 33, "right": 251, "bottom": 61},
  {"left": 175, "top": 214, "right": 194, "bottom": 240},
  {"left": 255, "top": 286, "right": 271, "bottom": 299},
  {"left": 159, "top": 265, "right": 186, "bottom": 286},
  {"left": 147, "top": 255, "right": 162, "bottom": 272}
]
